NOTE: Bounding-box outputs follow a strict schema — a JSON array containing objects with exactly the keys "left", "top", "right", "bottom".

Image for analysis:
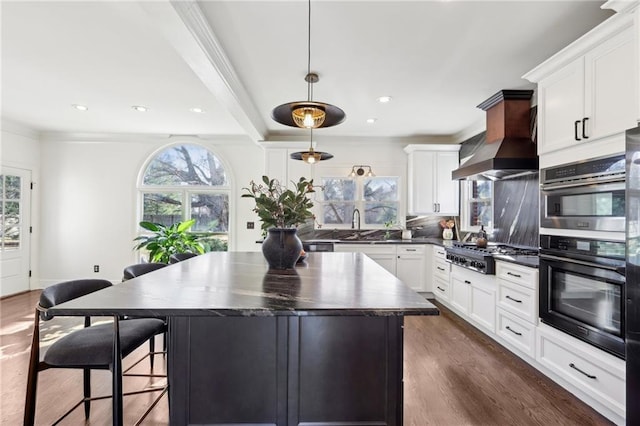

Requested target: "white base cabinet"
[
  {"left": 431, "top": 246, "right": 450, "bottom": 301},
  {"left": 334, "top": 243, "right": 427, "bottom": 291},
  {"left": 537, "top": 324, "right": 625, "bottom": 424},
  {"left": 432, "top": 256, "right": 624, "bottom": 424},
  {"left": 450, "top": 265, "right": 496, "bottom": 334}
]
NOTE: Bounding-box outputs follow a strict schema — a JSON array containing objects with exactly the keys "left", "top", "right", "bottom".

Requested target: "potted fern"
[
  {"left": 242, "top": 176, "right": 315, "bottom": 269},
  {"left": 133, "top": 219, "right": 205, "bottom": 263}
]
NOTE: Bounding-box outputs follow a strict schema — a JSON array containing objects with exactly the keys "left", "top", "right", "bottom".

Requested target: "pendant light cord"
[{"left": 307, "top": 0, "right": 312, "bottom": 102}]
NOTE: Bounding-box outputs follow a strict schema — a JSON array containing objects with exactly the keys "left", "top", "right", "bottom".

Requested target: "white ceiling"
[{"left": 1, "top": 1, "right": 614, "bottom": 144}]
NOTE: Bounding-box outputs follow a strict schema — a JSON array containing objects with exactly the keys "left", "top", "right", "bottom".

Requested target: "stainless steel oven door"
[
  {"left": 539, "top": 252, "right": 625, "bottom": 358},
  {"left": 540, "top": 180, "right": 625, "bottom": 232}
]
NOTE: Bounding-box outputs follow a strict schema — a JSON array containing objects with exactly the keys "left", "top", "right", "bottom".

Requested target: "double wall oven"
[{"left": 539, "top": 154, "right": 626, "bottom": 359}]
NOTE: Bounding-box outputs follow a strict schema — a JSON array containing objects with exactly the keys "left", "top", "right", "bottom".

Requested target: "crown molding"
[
  {"left": 1, "top": 118, "right": 40, "bottom": 140},
  {"left": 523, "top": 11, "right": 633, "bottom": 83}
]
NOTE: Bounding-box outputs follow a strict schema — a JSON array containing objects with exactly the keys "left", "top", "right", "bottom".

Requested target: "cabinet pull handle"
[
  {"left": 437, "top": 286, "right": 445, "bottom": 292},
  {"left": 582, "top": 117, "right": 589, "bottom": 139},
  {"left": 506, "top": 326, "right": 522, "bottom": 336},
  {"left": 406, "top": 249, "right": 416, "bottom": 252},
  {"left": 574, "top": 120, "right": 581, "bottom": 141},
  {"left": 464, "top": 280, "right": 471, "bottom": 284},
  {"left": 569, "top": 363, "right": 596, "bottom": 379},
  {"left": 433, "top": 203, "right": 437, "bottom": 212},
  {"left": 437, "top": 251, "right": 444, "bottom": 255},
  {"left": 506, "top": 295, "right": 523, "bottom": 303},
  {"left": 437, "top": 266, "right": 445, "bottom": 271},
  {"left": 507, "top": 272, "right": 521, "bottom": 278}
]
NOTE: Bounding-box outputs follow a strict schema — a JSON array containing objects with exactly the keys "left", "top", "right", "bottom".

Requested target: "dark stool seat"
[
  {"left": 44, "top": 318, "right": 165, "bottom": 367},
  {"left": 122, "top": 262, "right": 167, "bottom": 281}
]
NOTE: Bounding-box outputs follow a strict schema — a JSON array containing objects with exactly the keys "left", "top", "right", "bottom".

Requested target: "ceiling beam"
[{"left": 139, "top": 0, "right": 266, "bottom": 142}]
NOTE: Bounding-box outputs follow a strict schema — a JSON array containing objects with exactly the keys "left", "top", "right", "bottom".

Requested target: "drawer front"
[
  {"left": 496, "top": 261, "right": 538, "bottom": 290},
  {"left": 433, "top": 247, "right": 447, "bottom": 260},
  {"left": 433, "top": 276, "right": 449, "bottom": 301},
  {"left": 497, "top": 280, "right": 537, "bottom": 324},
  {"left": 497, "top": 308, "right": 535, "bottom": 358},
  {"left": 433, "top": 258, "right": 450, "bottom": 280},
  {"left": 537, "top": 326, "right": 625, "bottom": 417},
  {"left": 397, "top": 245, "right": 425, "bottom": 255}
]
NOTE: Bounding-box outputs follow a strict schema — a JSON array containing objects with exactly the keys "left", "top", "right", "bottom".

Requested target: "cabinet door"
[
  {"left": 407, "top": 151, "right": 436, "bottom": 214},
  {"left": 368, "top": 254, "right": 397, "bottom": 275},
  {"left": 538, "top": 57, "right": 585, "bottom": 154},
  {"left": 396, "top": 254, "right": 426, "bottom": 292},
  {"left": 469, "top": 277, "right": 497, "bottom": 333},
  {"left": 450, "top": 274, "right": 471, "bottom": 315},
  {"left": 434, "top": 152, "right": 460, "bottom": 215},
  {"left": 585, "top": 26, "right": 636, "bottom": 141}
]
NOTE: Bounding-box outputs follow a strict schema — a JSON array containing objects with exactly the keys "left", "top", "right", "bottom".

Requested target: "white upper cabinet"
[
  {"left": 524, "top": 10, "right": 637, "bottom": 155},
  {"left": 404, "top": 144, "right": 460, "bottom": 215}
]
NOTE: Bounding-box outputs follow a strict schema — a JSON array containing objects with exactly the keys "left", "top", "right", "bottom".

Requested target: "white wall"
[
  {"left": 1, "top": 124, "right": 450, "bottom": 288},
  {"left": 37, "top": 133, "right": 264, "bottom": 286},
  {"left": 1, "top": 119, "right": 42, "bottom": 289}
]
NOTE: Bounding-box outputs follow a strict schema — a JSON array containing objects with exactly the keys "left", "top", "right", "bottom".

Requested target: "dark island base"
[{"left": 169, "top": 315, "right": 404, "bottom": 425}]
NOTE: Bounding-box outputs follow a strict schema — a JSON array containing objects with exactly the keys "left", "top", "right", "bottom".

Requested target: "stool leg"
[
  {"left": 83, "top": 368, "right": 91, "bottom": 418},
  {"left": 149, "top": 336, "right": 155, "bottom": 370},
  {"left": 24, "top": 310, "right": 40, "bottom": 426},
  {"left": 112, "top": 316, "right": 123, "bottom": 426}
]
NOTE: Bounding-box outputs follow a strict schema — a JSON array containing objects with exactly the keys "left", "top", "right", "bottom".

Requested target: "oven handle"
[
  {"left": 539, "top": 253, "right": 624, "bottom": 275},
  {"left": 541, "top": 175, "right": 624, "bottom": 191}
]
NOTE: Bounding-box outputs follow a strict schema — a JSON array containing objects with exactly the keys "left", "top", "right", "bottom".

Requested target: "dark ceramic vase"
[{"left": 262, "top": 228, "right": 302, "bottom": 270}]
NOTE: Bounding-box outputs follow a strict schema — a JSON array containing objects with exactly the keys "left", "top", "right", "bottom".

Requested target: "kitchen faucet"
[{"left": 351, "top": 208, "right": 361, "bottom": 230}]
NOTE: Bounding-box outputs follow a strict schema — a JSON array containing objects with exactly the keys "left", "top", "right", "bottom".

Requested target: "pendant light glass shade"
[
  {"left": 292, "top": 104, "right": 326, "bottom": 128},
  {"left": 290, "top": 129, "right": 333, "bottom": 164}
]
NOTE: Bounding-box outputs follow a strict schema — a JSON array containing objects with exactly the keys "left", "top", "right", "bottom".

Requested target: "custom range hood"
[{"left": 452, "top": 89, "right": 537, "bottom": 181}]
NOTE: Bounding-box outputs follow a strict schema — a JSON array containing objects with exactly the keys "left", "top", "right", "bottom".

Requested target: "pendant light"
[
  {"left": 271, "top": 0, "right": 345, "bottom": 129},
  {"left": 290, "top": 128, "right": 333, "bottom": 164}
]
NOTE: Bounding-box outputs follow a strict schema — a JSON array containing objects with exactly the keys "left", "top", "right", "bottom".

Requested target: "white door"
[{"left": 1, "top": 167, "right": 32, "bottom": 296}]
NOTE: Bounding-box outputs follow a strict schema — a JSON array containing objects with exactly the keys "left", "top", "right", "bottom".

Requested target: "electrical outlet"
[
  {"left": 93, "top": 265, "right": 99, "bottom": 273},
  {"left": 247, "top": 221, "right": 255, "bottom": 229}
]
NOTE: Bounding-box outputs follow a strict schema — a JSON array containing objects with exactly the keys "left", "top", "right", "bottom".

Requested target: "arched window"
[{"left": 139, "top": 144, "right": 230, "bottom": 250}]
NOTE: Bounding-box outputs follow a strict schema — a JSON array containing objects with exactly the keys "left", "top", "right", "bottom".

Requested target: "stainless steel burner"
[{"left": 445, "top": 243, "right": 538, "bottom": 274}]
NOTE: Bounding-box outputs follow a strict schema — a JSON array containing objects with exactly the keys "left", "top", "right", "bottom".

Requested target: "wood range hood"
[{"left": 452, "top": 89, "right": 538, "bottom": 181}]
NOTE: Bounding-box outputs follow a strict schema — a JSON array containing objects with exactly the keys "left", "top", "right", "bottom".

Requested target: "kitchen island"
[{"left": 49, "top": 251, "right": 437, "bottom": 426}]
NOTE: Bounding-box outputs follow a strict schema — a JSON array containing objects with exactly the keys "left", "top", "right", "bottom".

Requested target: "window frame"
[
  {"left": 460, "top": 179, "right": 494, "bottom": 233},
  {"left": 137, "top": 142, "right": 232, "bottom": 243},
  {"left": 317, "top": 175, "right": 400, "bottom": 229}
]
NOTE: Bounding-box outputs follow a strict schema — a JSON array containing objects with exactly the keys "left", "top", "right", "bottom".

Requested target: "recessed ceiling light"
[
  {"left": 377, "top": 96, "right": 392, "bottom": 103},
  {"left": 189, "top": 107, "right": 205, "bottom": 113},
  {"left": 366, "top": 118, "right": 377, "bottom": 124},
  {"left": 72, "top": 104, "right": 88, "bottom": 111},
  {"left": 131, "top": 105, "right": 149, "bottom": 112}
]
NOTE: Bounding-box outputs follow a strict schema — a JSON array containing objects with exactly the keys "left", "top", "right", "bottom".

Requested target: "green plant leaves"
[{"left": 133, "top": 219, "right": 205, "bottom": 263}]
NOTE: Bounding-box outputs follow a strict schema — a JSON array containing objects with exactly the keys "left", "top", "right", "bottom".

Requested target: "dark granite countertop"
[
  {"left": 49, "top": 252, "right": 438, "bottom": 318},
  {"left": 315, "top": 237, "right": 453, "bottom": 247}
]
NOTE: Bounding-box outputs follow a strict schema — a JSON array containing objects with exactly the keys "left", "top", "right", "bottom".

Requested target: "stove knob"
[
  {"left": 460, "top": 258, "right": 467, "bottom": 264},
  {"left": 469, "top": 261, "right": 476, "bottom": 268},
  {"left": 477, "top": 263, "right": 485, "bottom": 270}
]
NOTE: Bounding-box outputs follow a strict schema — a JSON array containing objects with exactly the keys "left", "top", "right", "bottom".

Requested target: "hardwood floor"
[{"left": 1, "top": 291, "right": 612, "bottom": 425}]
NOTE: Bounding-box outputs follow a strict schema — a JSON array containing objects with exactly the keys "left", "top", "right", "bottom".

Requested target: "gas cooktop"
[{"left": 445, "top": 242, "right": 538, "bottom": 274}]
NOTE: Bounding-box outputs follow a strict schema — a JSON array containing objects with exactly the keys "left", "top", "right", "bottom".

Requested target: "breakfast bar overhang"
[{"left": 49, "top": 252, "right": 438, "bottom": 425}]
